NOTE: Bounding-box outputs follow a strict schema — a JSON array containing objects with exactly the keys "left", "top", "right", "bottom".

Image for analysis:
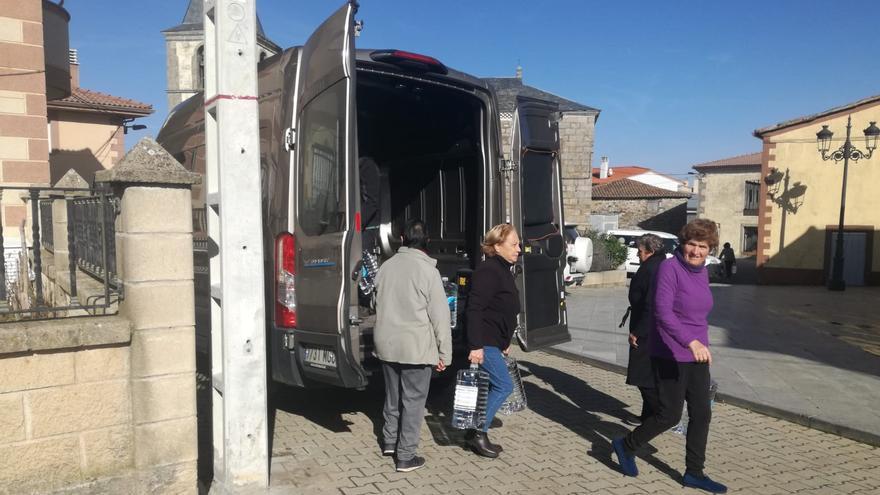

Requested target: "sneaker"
[
  {"left": 612, "top": 438, "right": 638, "bottom": 477},
  {"left": 395, "top": 455, "right": 426, "bottom": 472},
  {"left": 682, "top": 472, "right": 728, "bottom": 494},
  {"left": 382, "top": 447, "right": 395, "bottom": 456}
]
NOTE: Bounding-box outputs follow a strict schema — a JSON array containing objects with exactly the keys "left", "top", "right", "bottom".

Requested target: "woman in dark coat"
[
  {"left": 625, "top": 234, "right": 666, "bottom": 424},
  {"left": 465, "top": 223, "right": 521, "bottom": 458}
]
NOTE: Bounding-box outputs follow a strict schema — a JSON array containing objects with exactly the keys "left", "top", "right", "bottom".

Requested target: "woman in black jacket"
[
  {"left": 465, "top": 223, "right": 521, "bottom": 458},
  {"left": 625, "top": 234, "right": 666, "bottom": 424}
]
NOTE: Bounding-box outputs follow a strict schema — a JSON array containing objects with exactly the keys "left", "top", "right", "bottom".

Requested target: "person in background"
[
  {"left": 374, "top": 220, "right": 452, "bottom": 473},
  {"left": 612, "top": 219, "right": 728, "bottom": 494},
  {"left": 719, "top": 242, "right": 736, "bottom": 280},
  {"left": 465, "top": 223, "right": 521, "bottom": 458},
  {"left": 624, "top": 234, "right": 666, "bottom": 426}
]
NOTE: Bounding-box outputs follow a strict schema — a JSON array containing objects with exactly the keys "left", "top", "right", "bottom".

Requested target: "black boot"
[
  {"left": 466, "top": 430, "right": 499, "bottom": 458},
  {"left": 465, "top": 429, "right": 504, "bottom": 453}
]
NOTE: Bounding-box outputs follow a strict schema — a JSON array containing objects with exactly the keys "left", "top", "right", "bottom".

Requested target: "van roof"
[{"left": 355, "top": 49, "right": 489, "bottom": 91}]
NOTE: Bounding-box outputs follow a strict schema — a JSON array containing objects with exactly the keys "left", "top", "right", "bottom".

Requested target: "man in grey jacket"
[{"left": 374, "top": 219, "right": 452, "bottom": 473}]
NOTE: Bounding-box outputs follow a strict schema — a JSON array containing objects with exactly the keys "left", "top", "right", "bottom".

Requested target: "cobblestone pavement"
[{"left": 267, "top": 351, "right": 880, "bottom": 494}]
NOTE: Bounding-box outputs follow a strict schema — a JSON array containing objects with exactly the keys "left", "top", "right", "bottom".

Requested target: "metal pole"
[
  {"left": 66, "top": 195, "right": 78, "bottom": 303},
  {"left": 829, "top": 116, "right": 851, "bottom": 291},
  {"left": 29, "top": 189, "right": 45, "bottom": 306},
  {"left": 0, "top": 189, "right": 7, "bottom": 309}
]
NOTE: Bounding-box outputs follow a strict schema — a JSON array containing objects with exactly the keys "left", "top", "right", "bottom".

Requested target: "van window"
[{"left": 299, "top": 81, "right": 347, "bottom": 235}]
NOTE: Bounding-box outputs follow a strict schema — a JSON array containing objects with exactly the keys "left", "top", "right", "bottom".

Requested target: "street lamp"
[{"left": 816, "top": 116, "right": 879, "bottom": 291}]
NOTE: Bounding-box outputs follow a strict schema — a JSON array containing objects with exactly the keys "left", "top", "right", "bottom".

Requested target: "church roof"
[
  {"left": 163, "top": 0, "right": 278, "bottom": 51},
  {"left": 484, "top": 77, "right": 600, "bottom": 116}
]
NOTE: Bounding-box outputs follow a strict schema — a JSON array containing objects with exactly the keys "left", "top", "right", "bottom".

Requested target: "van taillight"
[{"left": 275, "top": 232, "right": 296, "bottom": 328}]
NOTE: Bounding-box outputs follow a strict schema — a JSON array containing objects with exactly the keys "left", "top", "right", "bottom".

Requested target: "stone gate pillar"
[{"left": 95, "top": 138, "right": 201, "bottom": 493}]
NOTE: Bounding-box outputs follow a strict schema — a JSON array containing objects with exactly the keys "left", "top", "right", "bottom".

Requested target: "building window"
[{"left": 743, "top": 180, "right": 759, "bottom": 215}]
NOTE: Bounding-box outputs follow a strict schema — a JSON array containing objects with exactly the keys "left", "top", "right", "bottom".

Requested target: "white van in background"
[{"left": 607, "top": 229, "right": 722, "bottom": 276}]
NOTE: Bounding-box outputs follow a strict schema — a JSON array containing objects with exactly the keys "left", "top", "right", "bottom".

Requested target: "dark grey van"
[{"left": 157, "top": 1, "right": 570, "bottom": 389}]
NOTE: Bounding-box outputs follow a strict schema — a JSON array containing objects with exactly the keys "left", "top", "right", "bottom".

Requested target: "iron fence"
[
  {"left": 0, "top": 186, "right": 120, "bottom": 318},
  {"left": 39, "top": 199, "right": 53, "bottom": 252}
]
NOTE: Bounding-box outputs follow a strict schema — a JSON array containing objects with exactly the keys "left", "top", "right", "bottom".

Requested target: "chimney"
[
  {"left": 515, "top": 64, "right": 522, "bottom": 80},
  {"left": 600, "top": 156, "right": 609, "bottom": 179},
  {"left": 68, "top": 49, "right": 79, "bottom": 88}
]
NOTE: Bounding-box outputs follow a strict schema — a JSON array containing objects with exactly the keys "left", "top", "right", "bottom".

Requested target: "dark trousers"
[
  {"left": 381, "top": 362, "right": 433, "bottom": 461},
  {"left": 638, "top": 385, "right": 659, "bottom": 420},
  {"left": 624, "top": 358, "right": 712, "bottom": 475}
]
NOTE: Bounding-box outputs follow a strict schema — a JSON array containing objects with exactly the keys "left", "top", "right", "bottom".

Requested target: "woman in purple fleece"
[{"left": 612, "top": 219, "right": 728, "bottom": 494}]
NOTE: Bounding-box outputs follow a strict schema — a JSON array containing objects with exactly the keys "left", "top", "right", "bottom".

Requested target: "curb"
[{"left": 544, "top": 347, "right": 880, "bottom": 448}]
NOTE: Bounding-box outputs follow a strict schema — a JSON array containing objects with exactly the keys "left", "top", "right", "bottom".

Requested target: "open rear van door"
[
  {"left": 509, "top": 96, "right": 571, "bottom": 350},
  {"left": 288, "top": 1, "right": 364, "bottom": 387}
]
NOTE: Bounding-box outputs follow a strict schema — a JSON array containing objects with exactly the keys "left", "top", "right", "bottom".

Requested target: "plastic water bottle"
[
  {"left": 498, "top": 356, "right": 527, "bottom": 415},
  {"left": 672, "top": 379, "right": 718, "bottom": 435},
  {"left": 451, "top": 363, "right": 488, "bottom": 429}
]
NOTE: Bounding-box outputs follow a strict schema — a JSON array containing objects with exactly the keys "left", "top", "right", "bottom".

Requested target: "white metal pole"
[{"left": 203, "top": 0, "right": 268, "bottom": 490}]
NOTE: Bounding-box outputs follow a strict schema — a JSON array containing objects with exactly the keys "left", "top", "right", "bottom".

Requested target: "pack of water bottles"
[
  {"left": 451, "top": 363, "right": 489, "bottom": 430},
  {"left": 498, "top": 356, "right": 527, "bottom": 415},
  {"left": 671, "top": 379, "right": 718, "bottom": 435}
]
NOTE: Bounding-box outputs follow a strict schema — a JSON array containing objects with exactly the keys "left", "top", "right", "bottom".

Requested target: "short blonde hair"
[{"left": 481, "top": 223, "right": 518, "bottom": 257}]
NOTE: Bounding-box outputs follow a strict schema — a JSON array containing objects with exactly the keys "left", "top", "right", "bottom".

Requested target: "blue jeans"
[{"left": 481, "top": 346, "right": 513, "bottom": 432}]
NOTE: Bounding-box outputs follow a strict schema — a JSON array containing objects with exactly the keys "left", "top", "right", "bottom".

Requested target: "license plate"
[{"left": 302, "top": 345, "right": 337, "bottom": 369}]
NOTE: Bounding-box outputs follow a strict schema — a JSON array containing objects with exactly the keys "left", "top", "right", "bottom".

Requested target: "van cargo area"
[{"left": 356, "top": 69, "right": 485, "bottom": 277}]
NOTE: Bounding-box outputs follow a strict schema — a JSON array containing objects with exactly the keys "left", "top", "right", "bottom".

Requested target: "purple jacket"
[{"left": 651, "top": 250, "right": 713, "bottom": 362}]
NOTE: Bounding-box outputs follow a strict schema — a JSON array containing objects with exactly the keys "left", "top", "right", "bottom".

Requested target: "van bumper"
[{"left": 270, "top": 326, "right": 369, "bottom": 389}]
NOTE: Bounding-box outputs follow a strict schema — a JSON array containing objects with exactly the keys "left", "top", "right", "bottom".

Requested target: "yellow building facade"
[{"left": 754, "top": 95, "right": 880, "bottom": 286}]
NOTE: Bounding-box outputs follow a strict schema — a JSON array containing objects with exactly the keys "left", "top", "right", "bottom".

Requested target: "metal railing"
[
  {"left": 39, "top": 199, "right": 54, "bottom": 252},
  {"left": 71, "top": 194, "right": 117, "bottom": 282},
  {"left": 0, "top": 186, "right": 120, "bottom": 318}
]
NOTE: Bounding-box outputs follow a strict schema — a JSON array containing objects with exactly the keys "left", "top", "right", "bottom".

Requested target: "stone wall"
[
  {"left": 0, "top": 139, "right": 200, "bottom": 494},
  {"left": 499, "top": 112, "right": 595, "bottom": 227},
  {"left": 592, "top": 198, "right": 688, "bottom": 235},
  {"left": 0, "top": 317, "right": 133, "bottom": 494}
]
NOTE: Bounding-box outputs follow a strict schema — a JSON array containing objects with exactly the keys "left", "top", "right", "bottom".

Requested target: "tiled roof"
[
  {"left": 754, "top": 93, "right": 880, "bottom": 137},
  {"left": 692, "top": 152, "right": 762, "bottom": 171},
  {"left": 483, "top": 77, "right": 600, "bottom": 116},
  {"left": 591, "top": 165, "right": 649, "bottom": 185},
  {"left": 49, "top": 87, "right": 153, "bottom": 116},
  {"left": 592, "top": 178, "right": 691, "bottom": 200}
]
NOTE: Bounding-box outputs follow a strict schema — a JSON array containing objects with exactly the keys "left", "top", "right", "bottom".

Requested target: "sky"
[{"left": 68, "top": 0, "right": 880, "bottom": 178}]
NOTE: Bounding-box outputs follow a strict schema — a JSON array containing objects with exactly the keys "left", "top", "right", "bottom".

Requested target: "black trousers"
[
  {"left": 624, "top": 358, "right": 712, "bottom": 474},
  {"left": 638, "top": 385, "right": 659, "bottom": 420}
]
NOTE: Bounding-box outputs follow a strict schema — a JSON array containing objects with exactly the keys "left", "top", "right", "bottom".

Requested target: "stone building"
[
  {"left": 692, "top": 152, "right": 762, "bottom": 256},
  {"left": 162, "top": 0, "right": 281, "bottom": 109},
  {"left": 591, "top": 179, "right": 690, "bottom": 234},
  {"left": 753, "top": 94, "right": 880, "bottom": 286},
  {"left": 0, "top": 0, "right": 70, "bottom": 243},
  {"left": 485, "top": 71, "right": 600, "bottom": 227}
]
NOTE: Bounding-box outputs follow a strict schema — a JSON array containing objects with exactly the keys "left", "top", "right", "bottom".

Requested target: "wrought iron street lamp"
[{"left": 816, "top": 116, "right": 879, "bottom": 291}]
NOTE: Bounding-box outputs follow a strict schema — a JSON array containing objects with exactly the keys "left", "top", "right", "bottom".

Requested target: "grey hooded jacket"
[{"left": 373, "top": 247, "right": 452, "bottom": 366}]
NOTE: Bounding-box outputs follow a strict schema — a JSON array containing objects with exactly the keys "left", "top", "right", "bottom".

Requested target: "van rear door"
[
  {"left": 509, "top": 96, "right": 571, "bottom": 350},
  {"left": 291, "top": 1, "right": 364, "bottom": 386}
]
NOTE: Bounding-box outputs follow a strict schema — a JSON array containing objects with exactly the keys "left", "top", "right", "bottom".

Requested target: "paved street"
[
  {"left": 266, "top": 351, "right": 879, "bottom": 494},
  {"left": 558, "top": 283, "right": 880, "bottom": 444}
]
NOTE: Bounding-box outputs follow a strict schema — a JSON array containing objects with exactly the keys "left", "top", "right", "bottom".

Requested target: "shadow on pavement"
[{"left": 519, "top": 360, "right": 679, "bottom": 481}]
